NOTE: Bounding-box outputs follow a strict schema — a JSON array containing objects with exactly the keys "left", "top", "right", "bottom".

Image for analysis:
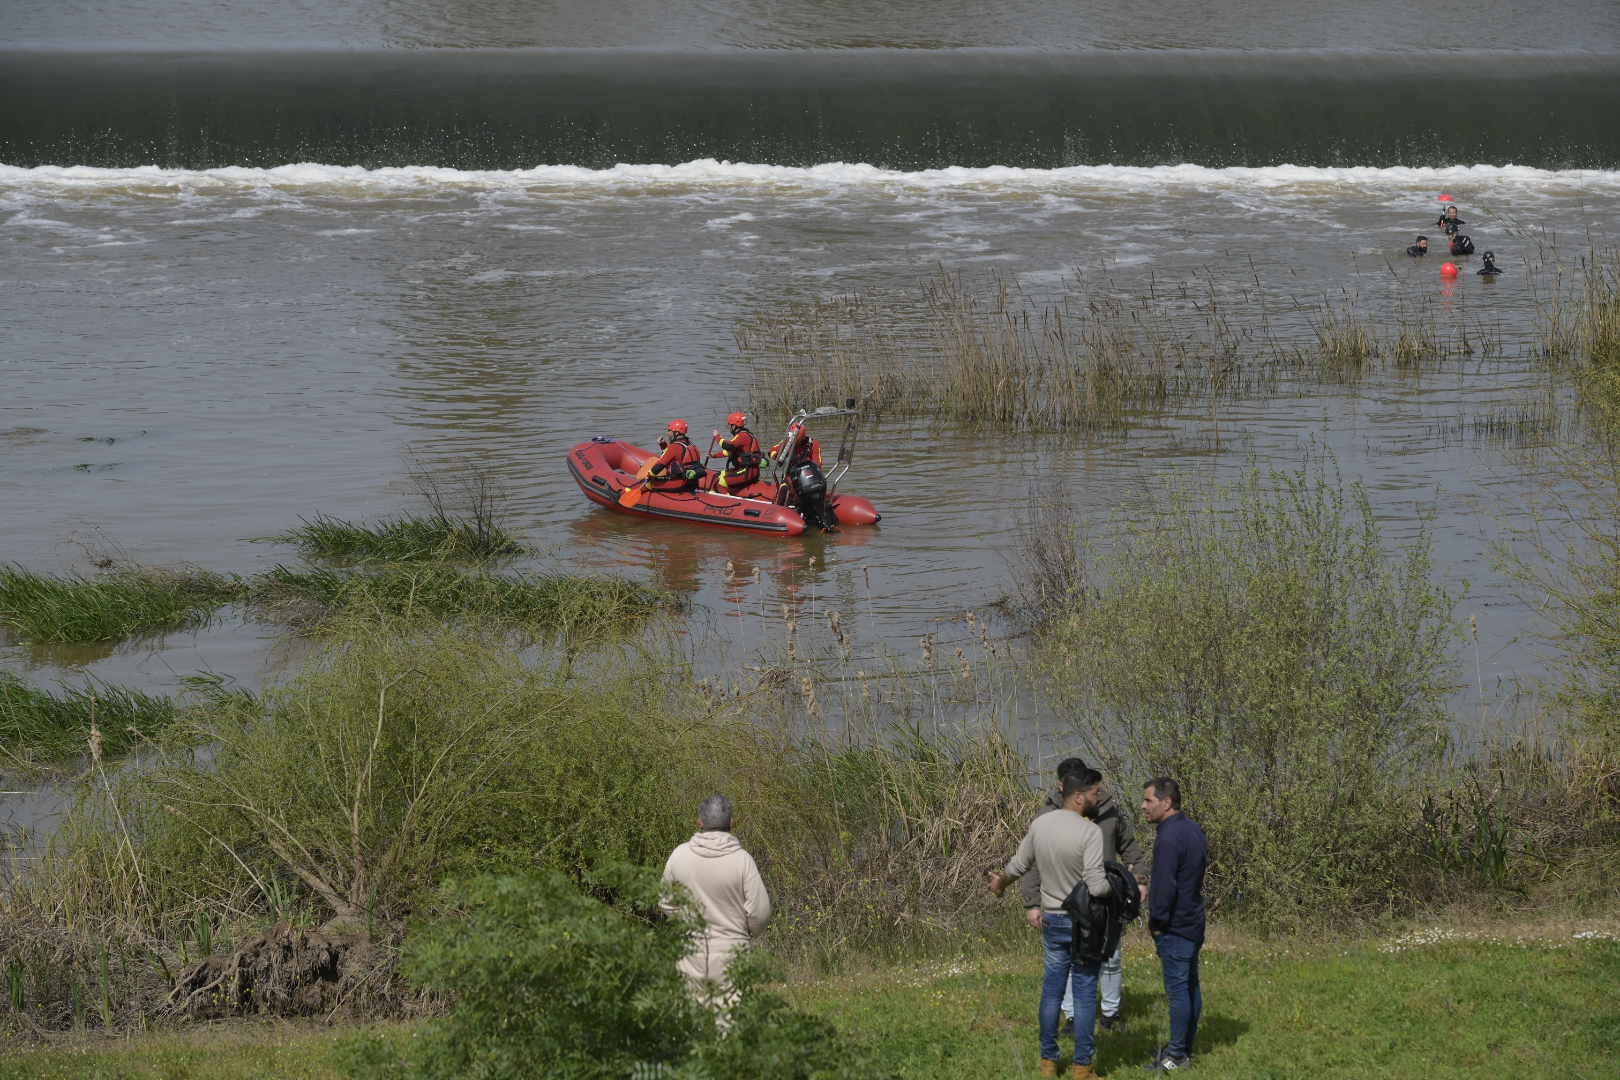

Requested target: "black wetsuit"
[
  {"left": 1436, "top": 214, "right": 1466, "bottom": 228},
  {"left": 1477, "top": 261, "right": 1503, "bottom": 276},
  {"left": 1449, "top": 235, "right": 1475, "bottom": 256},
  {"left": 1406, "top": 244, "right": 1428, "bottom": 257}
]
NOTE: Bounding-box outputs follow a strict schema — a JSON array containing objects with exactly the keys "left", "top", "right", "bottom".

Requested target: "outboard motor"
[{"left": 791, "top": 462, "right": 838, "bottom": 531}]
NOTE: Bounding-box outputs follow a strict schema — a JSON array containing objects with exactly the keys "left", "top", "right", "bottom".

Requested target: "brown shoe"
[
  {"left": 1039, "top": 1060, "right": 1059, "bottom": 1077},
  {"left": 1071, "top": 1066, "right": 1096, "bottom": 1079}
]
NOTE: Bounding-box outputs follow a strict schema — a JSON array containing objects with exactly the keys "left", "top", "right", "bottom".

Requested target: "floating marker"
[
  {"left": 1438, "top": 193, "right": 1454, "bottom": 202},
  {"left": 1441, "top": 262, "right": 1459, "bottom": 277}
]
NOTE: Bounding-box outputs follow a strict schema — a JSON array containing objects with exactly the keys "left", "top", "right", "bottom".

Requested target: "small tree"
[{"left": 1040, "top": 454, "right": 1458, "bottom": 925}]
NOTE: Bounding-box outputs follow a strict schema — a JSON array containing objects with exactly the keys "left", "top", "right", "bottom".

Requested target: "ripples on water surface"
[{"left": 2, "top": 160, "right": 1612, "bottom": 726}]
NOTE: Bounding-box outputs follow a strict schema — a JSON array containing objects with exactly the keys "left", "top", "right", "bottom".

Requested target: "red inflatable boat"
[{"left": 568, "top": 407, "right": 881, "bottom": 538}]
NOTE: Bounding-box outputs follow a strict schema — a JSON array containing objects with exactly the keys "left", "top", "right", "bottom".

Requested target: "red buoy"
[
  {"left": 1438, "top": 193, "right": 1454, "bottom": 202},
  {"left": 1441, "top": 262, "right": 1459, "bottom": 277}
]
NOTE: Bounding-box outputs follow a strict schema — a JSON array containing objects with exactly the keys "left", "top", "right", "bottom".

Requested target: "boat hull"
[{"left": 568, "top": 438, "right": 879, "bottom": 537}]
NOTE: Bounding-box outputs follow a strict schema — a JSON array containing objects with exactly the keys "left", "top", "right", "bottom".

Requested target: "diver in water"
[
  {"left": 1406, "top": 235, "right": 1429, "bottom": 257},
  {"left": 1446, "top": 225, "right": 1475, "bottom": 257},
  {"left": 1435, "top": 205, "right": 1465, "bottom": 229},
  {"left": 1477, "top": 251, "right": 1503, "bottom": 276}
]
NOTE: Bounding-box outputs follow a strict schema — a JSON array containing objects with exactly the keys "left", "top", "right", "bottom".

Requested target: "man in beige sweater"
[
  {"left": 990, "top": 768, "right": 1112, "bottom": 1079},
  {"left": 661, "top": 794, "right": 772, "bottom": 1011}
]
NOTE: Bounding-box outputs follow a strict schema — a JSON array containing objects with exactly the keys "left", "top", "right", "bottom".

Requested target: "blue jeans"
[
  {"left": 1041, "top": 912, "right": 1101, "bottom": 1065},
  {"left": 1155, "top": 932, "right": 1203, "bottom": 1059},
  {"left": 1062, "top": 940, "right": 1122, "bottom": 1018}
]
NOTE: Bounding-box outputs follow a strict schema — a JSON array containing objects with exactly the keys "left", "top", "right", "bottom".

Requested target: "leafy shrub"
[
  {"left": 1038, "top": 454, "right": 1458, "bottom": 926},
  {"left": 402, "top": 868, "right": 703, "bottom": 1079},
  {"left": 132, "top": 622, "right": 705, "bottom": 933},
  {"left": 398, "top": 868, "right": 877, "bottom": 1080}
]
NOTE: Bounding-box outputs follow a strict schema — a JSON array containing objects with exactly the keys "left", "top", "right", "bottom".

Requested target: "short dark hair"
[
  {"left": 1416, "top": 235, "right": 1428, "bottom": 242},
  {"left": 1056, "top": 757, "right": 1089, "bottom": 782},
  {"left": 1143, "top": 777, "right": 1181, "bottom": 809},
  {"left": 1062, "top": 768, "right": 1102, "bottom": 799}
]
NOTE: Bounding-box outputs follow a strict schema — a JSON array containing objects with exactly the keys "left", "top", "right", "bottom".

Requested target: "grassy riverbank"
[{"left": 4, "top": 925, "right": 1615, "bottom": 1079}]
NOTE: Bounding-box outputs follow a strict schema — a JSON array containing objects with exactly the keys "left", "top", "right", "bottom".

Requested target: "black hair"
[
  {"left": 1416, "top": 235, "right": 1428, "bottom": 243},
  {"left": 1143, "top": 777, "right": 1182, "bottom": 810},
  {"left": 1056, "top": 756, "right": 1089, "bottom": 782},
  {"left": 1061, "top": 768, "right": 1103, "bottom": 800},
  {"left": 1444, "top": 223, "right": 1459, "bottom": 236}
]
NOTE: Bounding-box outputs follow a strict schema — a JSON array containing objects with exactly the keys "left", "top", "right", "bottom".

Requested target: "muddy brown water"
[{"left": 2, "top": 162, "right": 1615, "bottom": 840}]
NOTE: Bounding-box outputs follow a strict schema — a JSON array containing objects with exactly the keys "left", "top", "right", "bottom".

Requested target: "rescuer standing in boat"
[
  {"left": 711, "top": 412, "right": 763, "bottom": 493},
  {"left": 648, "top": 419, "right": 704, "bottom": 491},
  {"left": 770, "top": 425, "right": 837, "bottom": 531}
]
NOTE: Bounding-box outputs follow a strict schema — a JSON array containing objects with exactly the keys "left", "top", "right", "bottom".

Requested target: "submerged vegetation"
[
  {"left": 247, "top": 563, "right": 674, "bottom": 641},
  {"left": 268, "top": 512, "right": 529, "bottom": 563},
  {"left": 265, "top": 470, "right": 530, "bottom": 563},
  {"left": 738, "top": 268, "right": 1501, "bottom": 430},
  {"left": 0, "top": 672, "right": 179, "bottom": 772},
  {"left": 0, "top": 564, "right": 244, "bottom": 646}
]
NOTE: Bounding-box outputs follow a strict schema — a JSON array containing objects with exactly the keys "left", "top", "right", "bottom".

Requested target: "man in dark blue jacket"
[{"left": 1142, "top": 777, "right": 1208, "bottom": 1073}]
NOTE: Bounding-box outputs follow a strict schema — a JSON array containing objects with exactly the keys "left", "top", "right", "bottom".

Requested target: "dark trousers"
[{"left": 1155, "top": 931, "right": 1203, "bottom": 1059}]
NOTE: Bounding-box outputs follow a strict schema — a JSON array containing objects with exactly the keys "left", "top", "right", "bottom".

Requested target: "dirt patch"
[{"left": 167, "top": 923, "right": 384, "bottom": 1020}]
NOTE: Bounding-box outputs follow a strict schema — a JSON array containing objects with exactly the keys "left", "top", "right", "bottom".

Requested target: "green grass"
[
  {"left": 3, "top": 932, "right": 1614, "bottom": 1078},
  {"left": 246, "top": 562, "right": 675, "bottom": 641},
  {"left": 784, "top": 930, "right": 1620, "bottom": 1078},
  {"left": 267, "top": 512, "right": 530, "bottom": 563},
  {"left": 0, "top": 672, "right": 179, "bottom": 771},
  {"left": 0, "top": 565, "right": 245, "bottom": 646}
]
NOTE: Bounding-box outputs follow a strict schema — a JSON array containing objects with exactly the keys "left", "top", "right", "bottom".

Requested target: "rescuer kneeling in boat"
[
  {"left": 771, "top": 427, "right": 837, "bottom": 531},
  {"left": 710, "top": 411, "right": 763, "bottom": 493},
  {"left": 648, "top": 419, "right": 705, "bottom": 491}
]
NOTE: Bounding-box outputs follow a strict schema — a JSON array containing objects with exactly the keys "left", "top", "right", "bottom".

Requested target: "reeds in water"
[
  {"left": 0, "top": 672, "right": 178, "bottom": 772},
  {"left": 739, "top": 269, "right": 1498, "bottom": 431},
  {"left": 269, "top": 512, "right": 529, "bottom": 563},
  {"left": 0, "top": 565, "right": 245, "bottom": 646},
  {"left": 248, "top": 562, "right": 676, "bottom": 642}
]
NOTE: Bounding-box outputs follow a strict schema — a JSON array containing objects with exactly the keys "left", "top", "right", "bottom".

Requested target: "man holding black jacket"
[
  {"left": 1142, "top": 777, "right": 1209, "bottom": 1074},
  {"left": 990, "top": 768, "right": 1112, "bottom": 1079},
  {"left": 1020, "top": 757, "right": 1144, "bottom": 1030}
]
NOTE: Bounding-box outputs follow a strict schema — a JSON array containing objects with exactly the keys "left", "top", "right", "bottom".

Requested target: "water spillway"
[{"left": 4, "top": 49, "right": 1620, "bottom": 170}]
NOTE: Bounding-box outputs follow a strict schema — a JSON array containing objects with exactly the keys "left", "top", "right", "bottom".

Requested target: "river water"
[{"left": 3, "top": 6, "right": 1619, "bottom": 810}]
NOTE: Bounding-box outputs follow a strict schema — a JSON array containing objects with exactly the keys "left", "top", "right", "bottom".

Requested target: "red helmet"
[
  {"left": 667, "top": 419, "right": 688, "bottom": 435},
  {"left": 727, "top": 411, "right": 747, "bottom": 428}
]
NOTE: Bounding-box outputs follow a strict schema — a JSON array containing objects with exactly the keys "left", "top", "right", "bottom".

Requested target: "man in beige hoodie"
[{"left": 661, "top": 794, "right": 772, "bottom": 1010}]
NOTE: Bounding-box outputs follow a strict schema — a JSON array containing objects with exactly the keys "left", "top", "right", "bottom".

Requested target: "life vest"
[
  {"left": 720, "top": 428, "right": 762, "bottom": 470},
  {"left": 653, "top": 437, "right": 704, "bottom": 488}
]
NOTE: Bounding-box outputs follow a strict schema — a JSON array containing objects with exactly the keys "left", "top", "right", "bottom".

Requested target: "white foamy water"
[{"left": 5, "top": 160, "right": 1620, "bottom": 198}]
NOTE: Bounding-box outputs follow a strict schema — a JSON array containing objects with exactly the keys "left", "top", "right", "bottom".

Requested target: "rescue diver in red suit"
[
  {"left": 648, "top": 419, "right": 702, "bottom": 491},
  {"left": 711, "top": 411, "right": 762, "bottom": 493}
]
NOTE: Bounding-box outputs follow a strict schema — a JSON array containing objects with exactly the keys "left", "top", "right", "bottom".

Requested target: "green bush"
[
  {"left": 1038, "top": 454, "right": 1458, "bottom": 926},
  {"left": 397, "top": 868, "right": 877, "bottom": 1080},
  {"left": 132, "top": 622, "right": 704, "bottom": 932},
  {"left": 402, "top": 868, "right": 703, "bottom": 1080}
]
